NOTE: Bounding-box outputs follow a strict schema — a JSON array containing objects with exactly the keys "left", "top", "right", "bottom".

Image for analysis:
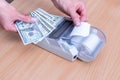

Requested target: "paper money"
[
  {"left": 30, "top": 11, "right": 55, "bottom": 43},
  {"left": 31, "top": 11, "right": 55, "bottom": 31},
  {"left": 15, "top": 21, "right": 43, "bottom": 45},
  {"left": 15, "top": 8, "right": 64, "bottom": 45},
  {"left": 34, "top": 8, "right": 65, "bottom": 27}
]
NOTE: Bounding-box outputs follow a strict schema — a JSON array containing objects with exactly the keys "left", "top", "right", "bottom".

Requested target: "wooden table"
[{"left": 0, "top": 0, "right": 120, "bottom": 80}]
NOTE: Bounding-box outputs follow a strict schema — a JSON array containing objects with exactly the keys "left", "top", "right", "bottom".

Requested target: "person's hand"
[
  {"left": 0, "top": 0, "right": 34, "bottom": 32},
  {"left": 52, "top": 0, "right": 87, "bottom": 26}
]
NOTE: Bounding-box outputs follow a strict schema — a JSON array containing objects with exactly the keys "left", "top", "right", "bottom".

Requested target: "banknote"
[
  {"left": 15, "top": 8, "right": 65, "bottom": 45},
  {"left": 31, "top": 11, "right": 55, "bottom": 30},
  {"left": 30, "top": 11, "right": 56, "bottom": 43},
  {"left": 34, "top": 8, "right": 65, "bottom": 27},
  {"left": 15, "top": 20, "right": 43, "bottom": 45},
  {"left": 31, "top": 10, "right": 55, "bottom": 29}
]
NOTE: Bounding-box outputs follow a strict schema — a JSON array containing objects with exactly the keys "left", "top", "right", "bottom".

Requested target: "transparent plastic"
[{"left": 69, "top": 26, "right": 106, "bottom": 62}]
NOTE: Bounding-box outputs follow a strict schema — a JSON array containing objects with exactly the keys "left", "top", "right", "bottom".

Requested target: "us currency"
[
  {"left": 34, "top": 8, "right": 65, "bottom": 27},
  {"left": 30, "top": 11, "right": 55, "bottom": 43},
  {"left": 15, "top": 9, "right": 53, "bottom": 45},
  {"left": 15, "top": 8, "right": 65, "bottom": 45},
  {"left": 15, "top": 20, "right": 43, "bottom": 45},
  {"left": 31, "top": 11, "right": 55, "bottom": 31},
  {"left": 30, "top": 8, "right": 65, "bottom": 43}
]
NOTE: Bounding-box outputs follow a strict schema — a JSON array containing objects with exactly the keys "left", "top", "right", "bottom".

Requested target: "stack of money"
[{"left": 15, "top": 8, "right": 64, "bottom": 45}]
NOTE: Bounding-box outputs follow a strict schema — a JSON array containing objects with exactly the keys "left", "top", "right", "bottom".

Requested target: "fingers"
[
  {"left": 69, "top": 8, "right": 81, "bottom": 26},
  {"left": 77, "top": 6, "right": 88, "bottom": 22},
  {"left": 69, "top": 4, "right": 88, "bottom": 26},
  {"left": 3, "top": 13, "right": 36, "bottom": 32},
  {"left": 18, "top": 13, "right": 35, "bottom": 23}
]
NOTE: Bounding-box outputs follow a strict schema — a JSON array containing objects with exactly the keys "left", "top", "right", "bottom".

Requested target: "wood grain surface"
[{"left": 0, "top": 0, "right": 120, "bottom": 80}]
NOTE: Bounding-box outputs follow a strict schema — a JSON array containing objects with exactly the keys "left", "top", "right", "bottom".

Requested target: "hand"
[
  {"left": 52, "top": 0, "right": 88, "bottom": 26},
  {"left": 0, "top": 0, "right": 34, "bottom": 32}
]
